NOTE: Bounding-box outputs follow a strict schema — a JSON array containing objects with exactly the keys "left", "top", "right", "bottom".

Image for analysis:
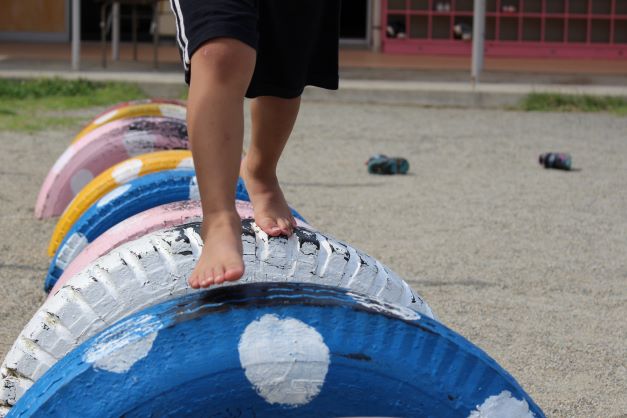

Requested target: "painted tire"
[
  {"left": 51, "top": 200, "right": 313, "bottom": 295},
  {"left": 6, "top": 283, "right": 544, "bottom": 418},
  {"left": 44, "top": 169, "right": 252, "bottom": 292},
  {"left": 72, "top": 103, "right": 186, "bottom": 143},
  {"left": 88, "top": 99, "right": 186, "bottom": 125},
  {"left": 36, "top": 116, "right": 189, "bottom": 219},
  {"left": 47, "top": 150, "right": 193, "bottom": 256},
  {"left": 1, "top": 221, "right": 432, "bottom": 411}
]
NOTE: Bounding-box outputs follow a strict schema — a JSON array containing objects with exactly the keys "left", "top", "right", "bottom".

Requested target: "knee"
[{"left": 190, "top": 39, "right": 255, "bottom": 87}]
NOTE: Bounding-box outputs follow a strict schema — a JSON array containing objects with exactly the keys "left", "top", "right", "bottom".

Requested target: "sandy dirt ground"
[{"left": 0, "top": 100, "right": 625, "bottom": 417}]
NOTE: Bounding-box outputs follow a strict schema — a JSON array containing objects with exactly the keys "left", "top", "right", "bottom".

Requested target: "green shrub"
[{"left": 521, "top": 93, "right": 627, "bottom": 114}]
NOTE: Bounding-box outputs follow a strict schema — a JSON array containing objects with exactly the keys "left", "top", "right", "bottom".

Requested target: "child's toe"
[
  {"left": 257, "top": 218, "right": 282, "bottom": 236},
  {"left": 224, "top": 264, "right": 245, "bottom": 282},
  {"left": 213, "top": 266, "right": 226, "bottom": 285},
  {"left": 200, "top": 268, "right": 215, "bottom": 288}
]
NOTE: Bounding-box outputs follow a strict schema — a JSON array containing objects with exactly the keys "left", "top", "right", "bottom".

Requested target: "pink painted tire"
[
  {"left": 49, "top": 200, "right": 313, "bottom": 296},
  {"left": 35, "top": 117, "right": 188, "bottom": 219}
]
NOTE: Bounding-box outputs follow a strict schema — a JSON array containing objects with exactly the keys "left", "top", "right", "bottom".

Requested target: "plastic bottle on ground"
[{"left": 539, "top": 153, "right": 572, "bottom": 171}]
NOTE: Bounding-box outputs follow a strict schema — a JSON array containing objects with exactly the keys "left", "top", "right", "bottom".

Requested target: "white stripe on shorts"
[{"left": 170, "top": 0, "right": 190, "bottom": 70}]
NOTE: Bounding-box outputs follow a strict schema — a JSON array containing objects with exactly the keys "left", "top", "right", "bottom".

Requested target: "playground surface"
[{"left": 0, "top": 99, "right": 626, "bottom": 417}]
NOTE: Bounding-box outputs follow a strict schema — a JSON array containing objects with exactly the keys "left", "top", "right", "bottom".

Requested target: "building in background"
[
  {"left": 383, "top": 0, "right": 627, "bottom": 58},
  {"left": 0, "top": 0, "right": 69, "bottom": 42},
  {"left": 1, "top": 0, "right": 626, "bottom": 59}
]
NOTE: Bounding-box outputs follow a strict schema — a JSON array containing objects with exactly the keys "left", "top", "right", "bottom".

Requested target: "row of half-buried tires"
[{"left": 0, "top": 99, "right": 545, "bottom": 417}]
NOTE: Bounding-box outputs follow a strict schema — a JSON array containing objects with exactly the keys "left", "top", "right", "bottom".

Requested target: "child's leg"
[
  {"left": 241, "top": 96, "right": 301, "bottom": 237},
  {"left": 187, "top": 38, "right": 256, "bottom": 289}
]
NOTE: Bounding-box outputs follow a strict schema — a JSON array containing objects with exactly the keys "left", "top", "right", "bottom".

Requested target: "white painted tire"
[
  {"left": 51, "top": 200, "right": 313, "bottom": 295},
  {"left": 0, "top": 220, "right": 433, "bottom": 413}
]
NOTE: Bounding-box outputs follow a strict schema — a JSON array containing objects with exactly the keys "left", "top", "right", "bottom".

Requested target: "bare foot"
[
  {"left": 188, "top": 210, "right": 245, "bottom": 289},
  {"left": 241, "top": 159, "right": 297, "bottom": 237}
]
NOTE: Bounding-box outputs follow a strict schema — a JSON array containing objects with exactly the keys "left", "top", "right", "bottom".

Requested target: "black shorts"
[{"left": 169, "top": 0, "right": 341, "bottom": 98}]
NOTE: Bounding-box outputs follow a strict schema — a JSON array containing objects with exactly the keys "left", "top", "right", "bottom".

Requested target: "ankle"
[
  {"left": 244, "top": 158, "right": 277, "bottom": 182},
  {"left": 201, "top": 209, "right": 241, "bottom": 238}
]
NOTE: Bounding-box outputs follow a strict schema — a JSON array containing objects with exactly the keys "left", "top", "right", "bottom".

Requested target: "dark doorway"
[
  {"left": 81, "top": 1, "right": 155, "bottom": 41},
  {"left": 340, "top": 0, "right": 369, "bottom": 40}
]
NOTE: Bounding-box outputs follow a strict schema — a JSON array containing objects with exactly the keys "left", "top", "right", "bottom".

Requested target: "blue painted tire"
[{"left": 8, "top": 283, "right": 544, "bottom": 418}]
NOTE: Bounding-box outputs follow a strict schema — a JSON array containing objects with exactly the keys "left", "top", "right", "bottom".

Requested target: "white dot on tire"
[
  {"left": 238, "top": 314, "right": 329, "bottom": 407},
  {"left": 467, "top": 391, "right": 534, "bottom": 418},
  {"left": 70, "top": 169, "right": 94, "bottom": 195},
  {"left": 96, "top": 184, "right": 132, "bottom": 208},
  {"left": 111, "top": 159, "right": 143, "bottom": 184}
]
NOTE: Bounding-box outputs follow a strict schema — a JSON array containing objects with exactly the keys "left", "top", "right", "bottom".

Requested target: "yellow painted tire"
[
  {"left": 72, "top": 103, "right": 186, "bottom": 144},
  {"left": 47, "top": 150, "right": 193, "bottom": 257}
]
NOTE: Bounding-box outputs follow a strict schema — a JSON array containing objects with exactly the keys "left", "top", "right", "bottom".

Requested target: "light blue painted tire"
[
  {"left": 8, "top": 283, "right": 545, "bottom": 418},
  {"left": 43, "top": 169, "right": 252, "bottom": 292}
]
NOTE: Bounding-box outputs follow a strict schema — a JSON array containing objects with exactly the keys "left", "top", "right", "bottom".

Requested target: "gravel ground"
[{"left": 0, "top": 100, "right": 626, "bottom": 417}]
